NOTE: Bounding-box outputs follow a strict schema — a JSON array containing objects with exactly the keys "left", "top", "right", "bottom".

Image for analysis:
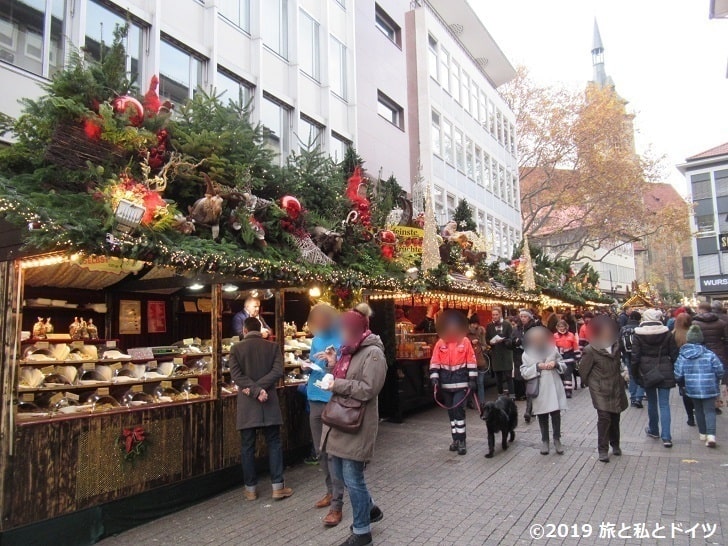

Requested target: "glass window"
[
  {"left": 216, "top": 69, "right": 253, "bottom": 107},
  {"left": 496, "top": 110, "right": 504, "bottom": 144},
  {"left": 478, "top": 90, "right": 487, "bottom": 126},
  {"left": 298, "top": 115, "right": 323, "bottom": 149},
  {"left": 503, "top": 121, "right": 509, "bottom": 151},
  {"left": 682, "top": 256, "right": 694, "bottom": 279},
  {"left": 219, "top": 0, "right": 250, "bottom": 32},
  {"left": 377, "top": 90, "right": 403, "bottom": 129},
  {"left": 509, "top": 122, "right": 516, "bottom": 154},
  {"left": 374, "top": 4, "right": 400, "bottom": 46},
  {"left": 454, "top": 128, "right": 464, "bottom": 171},
  {"left": 470, "top": 81, "right": 478, "bottom": 120},
  {"left": 262, "top": 0, "right": 288, "bottom": 58},
  {"left": 446, "top": 193, "right": 456, "bottom": 220},
  {"left": 498, "top": 164, "right": 506, "bottom": 199},
  {"left": 715, "top": 170, "right": 728, "bottom": 197},
  {"left": 488, "top": 100, "right": 496, "bottom": 135},
  {"left": 427, "top": 34, "right": 438, "bottom": 81},
  {"left": 478, "top": 210, "right": 486, "bottom": 236},
  {"left": 431, "top": 110, "right": 441, "bottom": 156},
  {"left": 451, "top": 61, "right": 461, "bottom": 103},
  {"left": 159, "top": 40, "right": 204, "bottom": 105},
  {"left": 483, "top": 152, "right": 491, "bottom": 191},
  {"left": 1, "top": 0, "right": 66, "bottom": 78},
  {"left": 443, "top": 119, "right": 453, "bottom": 164},
  {"left": 505, "top": 169, "right": 513, "bottom": 204},
  {"left": 439, "top": 47, "right": 450, "bottom": 92},
  {"left": 461, "top": 71, "right": 470, "bottom": 113},
  {"left": 465, "top": 136, "right": 474, "bottom": 179},
  {"left": 260, "top": 95, "right": 291, "bottom": 163},
  {"left": 330, "top": 132, "right": 350, "bottom": 162},
  {"left": 85, "top": 0, "right": 143, "bottom": 81},
  {"left": 329, "top": 36, "right": 347, "bottom": 100},
  {"left": 299, "top": 10, "right": 320, "bottom": 81},
  {"left": 512, "top": 174, "right": 519, "bottom": 207},
  {"left": 697, "top": 236, "right": 718, "bottom": 256},
  {"left": 696, "top": 214, "right": 715, "bottom": 233},
  {"left": 474, "top": 146, "right": 483, "bottom": 186},
  {"left": 334, "top": 0, "right": 346, "bottom": 9}
]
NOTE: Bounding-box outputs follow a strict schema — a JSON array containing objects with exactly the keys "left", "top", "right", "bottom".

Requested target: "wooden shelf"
[{"left": 18, "top": 372, "right": 212, "bottom": 393}]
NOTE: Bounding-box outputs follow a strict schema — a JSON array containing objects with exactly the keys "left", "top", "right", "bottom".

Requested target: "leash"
[{"left": 433, "top": 384, "right": 481, "bottom": 413}]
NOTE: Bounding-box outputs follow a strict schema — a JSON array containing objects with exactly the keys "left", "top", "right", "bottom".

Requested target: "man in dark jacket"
[
  {"left": 229, "top": 317, "right": 292, "bottom": 501},
  {"left": 632, "top": 309, "right": 679, "bottom": 448},
  {"left": 619, "top": 310, "right": 644, "bottom": 408},
  {"left": 693, "top": 302, "right": 728, "bottom": 367},
  {"left": 486, "top": 307, "right": 514, "bottom": 396}
]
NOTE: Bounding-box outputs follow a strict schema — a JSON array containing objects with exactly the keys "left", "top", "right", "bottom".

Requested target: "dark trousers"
[
  {"left": 240, "top": 425, "right": 284, "bottom": 487},
  {"left": 596, "top": 410, "right": 620, "bottom": 454},
  {"left": 537, "top": 411, "right": 561, "bottom": 441},
  {"left": 441, "top": 389, "right": 467, "bottom": 442},
  {"left": 495, "top": 370, "right": 514, "bottom": 395},
  {"left": 682, "top": 394, "right": 695, "bottom": 423}
]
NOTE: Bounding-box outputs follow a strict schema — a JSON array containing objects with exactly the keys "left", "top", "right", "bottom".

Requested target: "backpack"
[{"left": 620, "top": 326, "right": 636, "bottom": 353}]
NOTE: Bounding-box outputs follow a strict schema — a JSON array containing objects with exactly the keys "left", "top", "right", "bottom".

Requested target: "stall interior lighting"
[
  {"left": 189, "top": 282, "right": 205, "bottom": 291},
  {"left": 308, "top": 286, "right": 322, "bottom": 298},
  {"left": 222, "top": 283, "right": 239, "bottom": 293},
  {"left": 369, "top": 291, "right": 534, "bottom": 308},
  {"left": 20, "top": 253, "right": 81, "bottom": 269}
]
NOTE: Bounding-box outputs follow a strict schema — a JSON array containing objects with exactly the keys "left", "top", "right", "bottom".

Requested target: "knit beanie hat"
[
  {"left": 686, "top": 324, "right": 704, "bottom": 344},
  {"left": 642, "top": 308, "right": 663, "bottom": 323}
]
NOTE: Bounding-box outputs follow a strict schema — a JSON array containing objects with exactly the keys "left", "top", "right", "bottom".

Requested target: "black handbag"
[
  {"left": 322, "top": 395, "right": 366, "bottom": 434},
  {"left": 640, "top": 339, "right": 666, "bottom": 389},
  {"left": 526, "top": 374, "right": 540, "bottom": 398}
]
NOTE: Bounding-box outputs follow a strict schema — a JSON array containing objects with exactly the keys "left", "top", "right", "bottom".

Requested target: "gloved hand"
[{"left": 468, "top": 380, "right": 477, "bottom": 391}]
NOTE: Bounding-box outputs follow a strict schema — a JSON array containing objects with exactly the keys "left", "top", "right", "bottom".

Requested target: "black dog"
[{"left": 480, "top": 395, "right": 518, "bottom": 458}]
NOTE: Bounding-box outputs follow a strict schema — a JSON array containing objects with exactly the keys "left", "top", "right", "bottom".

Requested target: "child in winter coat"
[
  {"left": 430, "top": 310, "right": 478, "bottom": 455},
  {"left": 554, "top": 320, "right": 580, "bottom": 397},
  {"left": 674, "top": 325, "right": 725, "bottom": 447},
  {"left": 520, "top": 326, "right": 568, "bottom": 455}
]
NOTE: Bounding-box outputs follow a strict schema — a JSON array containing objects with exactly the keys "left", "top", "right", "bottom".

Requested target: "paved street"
[{"left": 100, "top": 387, "right": 728, "bottom": 546}]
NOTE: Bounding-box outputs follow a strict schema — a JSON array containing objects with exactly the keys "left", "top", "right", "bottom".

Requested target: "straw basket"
[{"left": 45, "top": 120, "right": 127, "bottom": 169}]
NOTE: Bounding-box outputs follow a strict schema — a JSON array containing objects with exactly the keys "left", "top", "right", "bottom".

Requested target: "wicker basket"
[{"left": 45, "top": 120, "right": 128, "bottom": 169}]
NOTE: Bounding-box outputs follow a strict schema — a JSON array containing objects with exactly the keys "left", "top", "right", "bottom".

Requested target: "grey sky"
[{"left": 474, "top": 0, "right": 728, "bottom": 194}]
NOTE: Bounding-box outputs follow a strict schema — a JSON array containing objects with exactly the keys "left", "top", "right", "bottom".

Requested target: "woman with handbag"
[
  {"left": 579, "top": 316, "right": 629, "bottom": 462},
  {"left": 318, "top": 303, "right": 387, "bottom": 546},
  {"left": 632, "top": 308, "right": 679, "bottom": 448},
  {"left": 520, "top": 326, "right": 568, "bottom": 455}
]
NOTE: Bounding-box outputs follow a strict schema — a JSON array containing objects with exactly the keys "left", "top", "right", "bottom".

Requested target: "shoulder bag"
[
  {"left": 322, "top": 395, "right": 366, "bottom": 433},
  {"left": 526, "top": 373, "right": 541, "bottom": 398}
]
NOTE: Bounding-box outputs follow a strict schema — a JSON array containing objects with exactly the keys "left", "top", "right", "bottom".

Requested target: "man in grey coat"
[{"left": 229, "top": 317, "right": 293, "bottom": 501}]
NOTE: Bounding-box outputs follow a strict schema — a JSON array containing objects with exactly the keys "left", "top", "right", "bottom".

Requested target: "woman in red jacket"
[{"left": 554, "top": 320, "right": 580, "bottom": 398}]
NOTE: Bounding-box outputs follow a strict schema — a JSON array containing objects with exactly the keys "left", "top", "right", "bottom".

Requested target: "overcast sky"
[{"left": 473, "top": 0, "right": 728, "bottom": 195}]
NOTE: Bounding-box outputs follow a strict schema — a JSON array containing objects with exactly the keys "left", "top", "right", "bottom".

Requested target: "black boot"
[
  {"left": 339, "top": 533, "right": 373, "bottom": 546},
  {"left": 449, "top": 440, "right": 458, "bottom": 452},
  {"left": 458, "top": 439, "right": 467, "bottom": 455}
]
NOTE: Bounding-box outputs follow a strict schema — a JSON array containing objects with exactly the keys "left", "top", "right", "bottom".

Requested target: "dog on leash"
[{"left": 480, "top": 395, "right": 518, "bottom": 458}]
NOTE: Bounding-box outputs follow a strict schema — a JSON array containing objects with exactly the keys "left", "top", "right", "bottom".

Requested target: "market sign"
[
  {"left": 77, "top": 255, "right": 145, "bottom": 275},
  {"left": 700, "top": 275, "right": 728, "bottom": 293},
  {"left": 393, "top": 226, "right": 424, "bottom": 254},
  {"left": 720, "top": 233, "right": 728, "bottom": 251}
]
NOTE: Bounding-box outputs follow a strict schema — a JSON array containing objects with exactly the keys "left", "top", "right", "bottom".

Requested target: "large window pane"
[
  {"left": 299, "top": 10, "right": 319, "bottom": 81},
  {"left": 465, "top": 136, "right": 474, "bottom": 179},
  {"left": 219, "top": 0, "right": 250, "bottom": 31},
  {"left": 261, "top": 95, "right": 291, "bottom": 163},
  {"left": 451, "top": 61, "right": 460, "bottom": 103},
  {"left": 0, "top": 0, "right": 66, "bottom": 78},
  {"left": 159, "top": 40, "right": 204, "bottom": 105},
  {"left": 262, "top": 0, "right": 288, "bottom": 58},
  {"left": 483, "top": 153, "right": 491, "bottom": 191},
  {"left": 439, "top": 46, "right": 449, "bottom": 91},
  {"left": 427, "top": 34, "right": 438, "bottom": 81},
  {"left": 330, "top": 132, "right": 350, "bottom": 162},
  {"left": 431, "top": 110, "right": 441, "bottom": 156},
  {"left": 216, "top": 69, "right": 253, "bottom": 108},
  {"left": 85, "top": 0, "right": 142, "bottom": 81},
  {"left": 329, "top": 36, "right": 346, "bottom": 100},
  {"left": 454, "top": 128, "right": 464, "bottom": 171},
  {"left": 298, "top": 115, "right": 323, "bottom": 149},
  {"left": 443, "top": 120, "right": 453, "bottom": 164},
  {"left": 474, "top": 146, "right": 483, "bottom": 186}
]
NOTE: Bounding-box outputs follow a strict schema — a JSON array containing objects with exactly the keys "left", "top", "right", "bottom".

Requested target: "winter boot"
[
  {"left": 458, "top": 439, "right": 467, "bottom": 455},
  {"left": 553, "top": 437, "right": 564, "bottom": 454}
]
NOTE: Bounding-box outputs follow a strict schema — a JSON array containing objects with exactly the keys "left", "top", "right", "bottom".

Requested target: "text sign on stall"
[
  {"left": 392, "top": 226, "right": 424, "bottom": 254},
  {"left": 720, "top": 233, "right": 728, "bottom": 252},
  {"left": 127, "top": 347, "right": 154, "bottom": 361}
]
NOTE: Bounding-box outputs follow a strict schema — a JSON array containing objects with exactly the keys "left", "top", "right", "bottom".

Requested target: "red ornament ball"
[
  {"left": 113, "top": 95, "right": 145, "bottom": 127},
  {"left": 379, "top": 230, "right": 396, "bottom": 244},
  {"left": 280, "top": 195, "right": 302, "bottom": 219}
]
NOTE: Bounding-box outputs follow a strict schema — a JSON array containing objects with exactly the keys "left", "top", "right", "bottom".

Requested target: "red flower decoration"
[{"left": 83, "top": 118, "right": 102, "bottom": 140}]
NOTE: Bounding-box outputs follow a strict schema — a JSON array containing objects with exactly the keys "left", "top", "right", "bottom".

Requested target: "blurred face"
[
  {"left": 341, "top": 324, "right": 360, "bottom": 346},
  {"left": 520, "top": 313, "right": 531, "bottom": 326},
  {"left": 492, "top": 309, "right": 502, "bottom": 322},
  {"left": 525, "top": 327, "right": 554, "bottom": 356},
  {"left": 244, "top": 298, "right": 261, "bottom": 317},
  {"left": 556, "top": 322, "right": 568, "bottom": 334},
  {"left": 308, "top": 309, "right": 334, "bottom": 335}
]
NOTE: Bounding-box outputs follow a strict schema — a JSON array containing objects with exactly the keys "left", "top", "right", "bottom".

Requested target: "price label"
[
  {"left": 65, "top": 392, "right": 80, "bottom": 401},
  {"left": 161, "top": 381, "right": 172, "bottom": 389},
  {"left": 97, "top": 387, "right": 109, "bottom": 396},
  {"left": 147, "top": 360, "right": 158, "bottom": 369},
  {"left": 82, "top": 362, "right": 95, "bottom": 371},
  {"left": 49, "top": 393, "right": 64, "bottom": 404},
  {"left": 183, "top": 338, "right": 194, "bottom": 346},
  {"left": 71, "top": 341, "right": 84, "bottom": 349},
  {"left": 106, "top": 341, "right": 117, "bottom": 349},
  {"left": 188, "top": 378, "right": 198, "bottom": 386},
  {"left": 21, "top": 393, "right": 34, "bottom": 402},
  {"left": 41, "top": 366, "right": 56, "bottom": 375},
  {"left": 173, "top": 357, "right": 184, "bottom": 365},
  {"left": 131, "top": 385, "right": 143, "bottom": 393},
  {"left": 36, "top": 342, "right": 49, "bottom": 350},
  {"left": 109, "top": 362, "right": 122, "bottom": 371}
]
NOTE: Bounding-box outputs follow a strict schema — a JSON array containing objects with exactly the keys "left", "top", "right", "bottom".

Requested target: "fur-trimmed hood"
[{"left": 635, "top": 321, "right": 668, "bottom": 336}]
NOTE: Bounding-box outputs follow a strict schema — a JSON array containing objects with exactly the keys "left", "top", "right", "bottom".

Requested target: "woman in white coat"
[{"left": 520, "top": 326, "right": 568, "bottom": 455}]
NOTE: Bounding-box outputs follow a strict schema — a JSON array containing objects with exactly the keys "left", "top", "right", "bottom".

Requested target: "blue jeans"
[
  {"left": 330, "top": 455, "right": 374, "bottom": 535},
  {"left": 629, "top": 376, "right": 645, "bottom": 403},
  {"left": 240, "top": 426, "right": 284, "bottom": 487},
  {"left": 476, "top": 370, "right": 488, "bottom": 405},
  {"left": 693, "top": 397, "right": 717, "bottom": 435},
  {"left": 645, "top": 387, "right": 672, "bottom": 441}
]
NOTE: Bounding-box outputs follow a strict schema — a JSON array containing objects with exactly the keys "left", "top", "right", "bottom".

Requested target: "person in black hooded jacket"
[
  {"left": 632, "top": 308, "right": 679, "bottom": 448},
  {"left": 693, "top": 302, "right": 728, "bottom": 369}
]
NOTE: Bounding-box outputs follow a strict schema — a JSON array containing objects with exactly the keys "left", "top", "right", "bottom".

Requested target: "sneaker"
[
  {"left": 598, "top": 452, "right": 610, "bottom": 463},
  {"left": 663, "top": 440, "right": 673, "bottom": 448},
  {"left": 631, "top": 401, "right": 643, "bottom": 409},
  {"left": 304, "top": 455, "right": 320, "bottom": 465},
  {"left": 272, "top": 486, "right": 294, "bottom": 500},
  {"left": 706, "top": 435, "right": 716, "bottom": 448},
  {"left": 645, "top": 427, "right": 659, "bottom": 439},
  {"left": 612, "top": 446, "right": 622, "bottom": 456},
  {"left": 350, "top": 506, "right": 383, "bottom": 531},
  {"left": 339, "top": 533, "right": 373, "bottom": 546},
  {"left": 699, "top": 434, "right": 707, "bottom": 441}
]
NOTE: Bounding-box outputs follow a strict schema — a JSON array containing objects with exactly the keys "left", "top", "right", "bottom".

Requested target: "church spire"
[{"left": 591, "top": 18, "right": 608, "bottom": 87}]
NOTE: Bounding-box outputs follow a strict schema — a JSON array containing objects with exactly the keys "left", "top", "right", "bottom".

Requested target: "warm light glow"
[
  {"left": 309, "top": 286, "right": 322, "bottom": 298},
  {"left": 222, "top": 283, "right": 239, "bottom": 293},
  {"left": 189, "top": 283, "right": 204, "bottom": 290},
  {"left": 19, "top": 253, "right": 81, "bottom": 269}
]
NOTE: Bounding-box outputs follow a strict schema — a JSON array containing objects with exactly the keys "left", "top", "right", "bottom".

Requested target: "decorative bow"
[{"left": 123, "top": 426, "right": 146, "bottom": 454}]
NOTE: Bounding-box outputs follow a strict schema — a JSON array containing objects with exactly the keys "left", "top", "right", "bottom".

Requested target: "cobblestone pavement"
[{"left": 100, "top": 387, "right": 728, "bottom": 546}]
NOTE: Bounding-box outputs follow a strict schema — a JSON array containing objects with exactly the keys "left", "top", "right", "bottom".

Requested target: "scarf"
[{"left": 332, "top": 330, "right": 371, "bottom": 379}]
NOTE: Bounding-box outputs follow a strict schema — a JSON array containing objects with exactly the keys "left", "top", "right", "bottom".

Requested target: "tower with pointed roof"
[{"left": 591, "top": 19, "right": 612, "bottom": 88}]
